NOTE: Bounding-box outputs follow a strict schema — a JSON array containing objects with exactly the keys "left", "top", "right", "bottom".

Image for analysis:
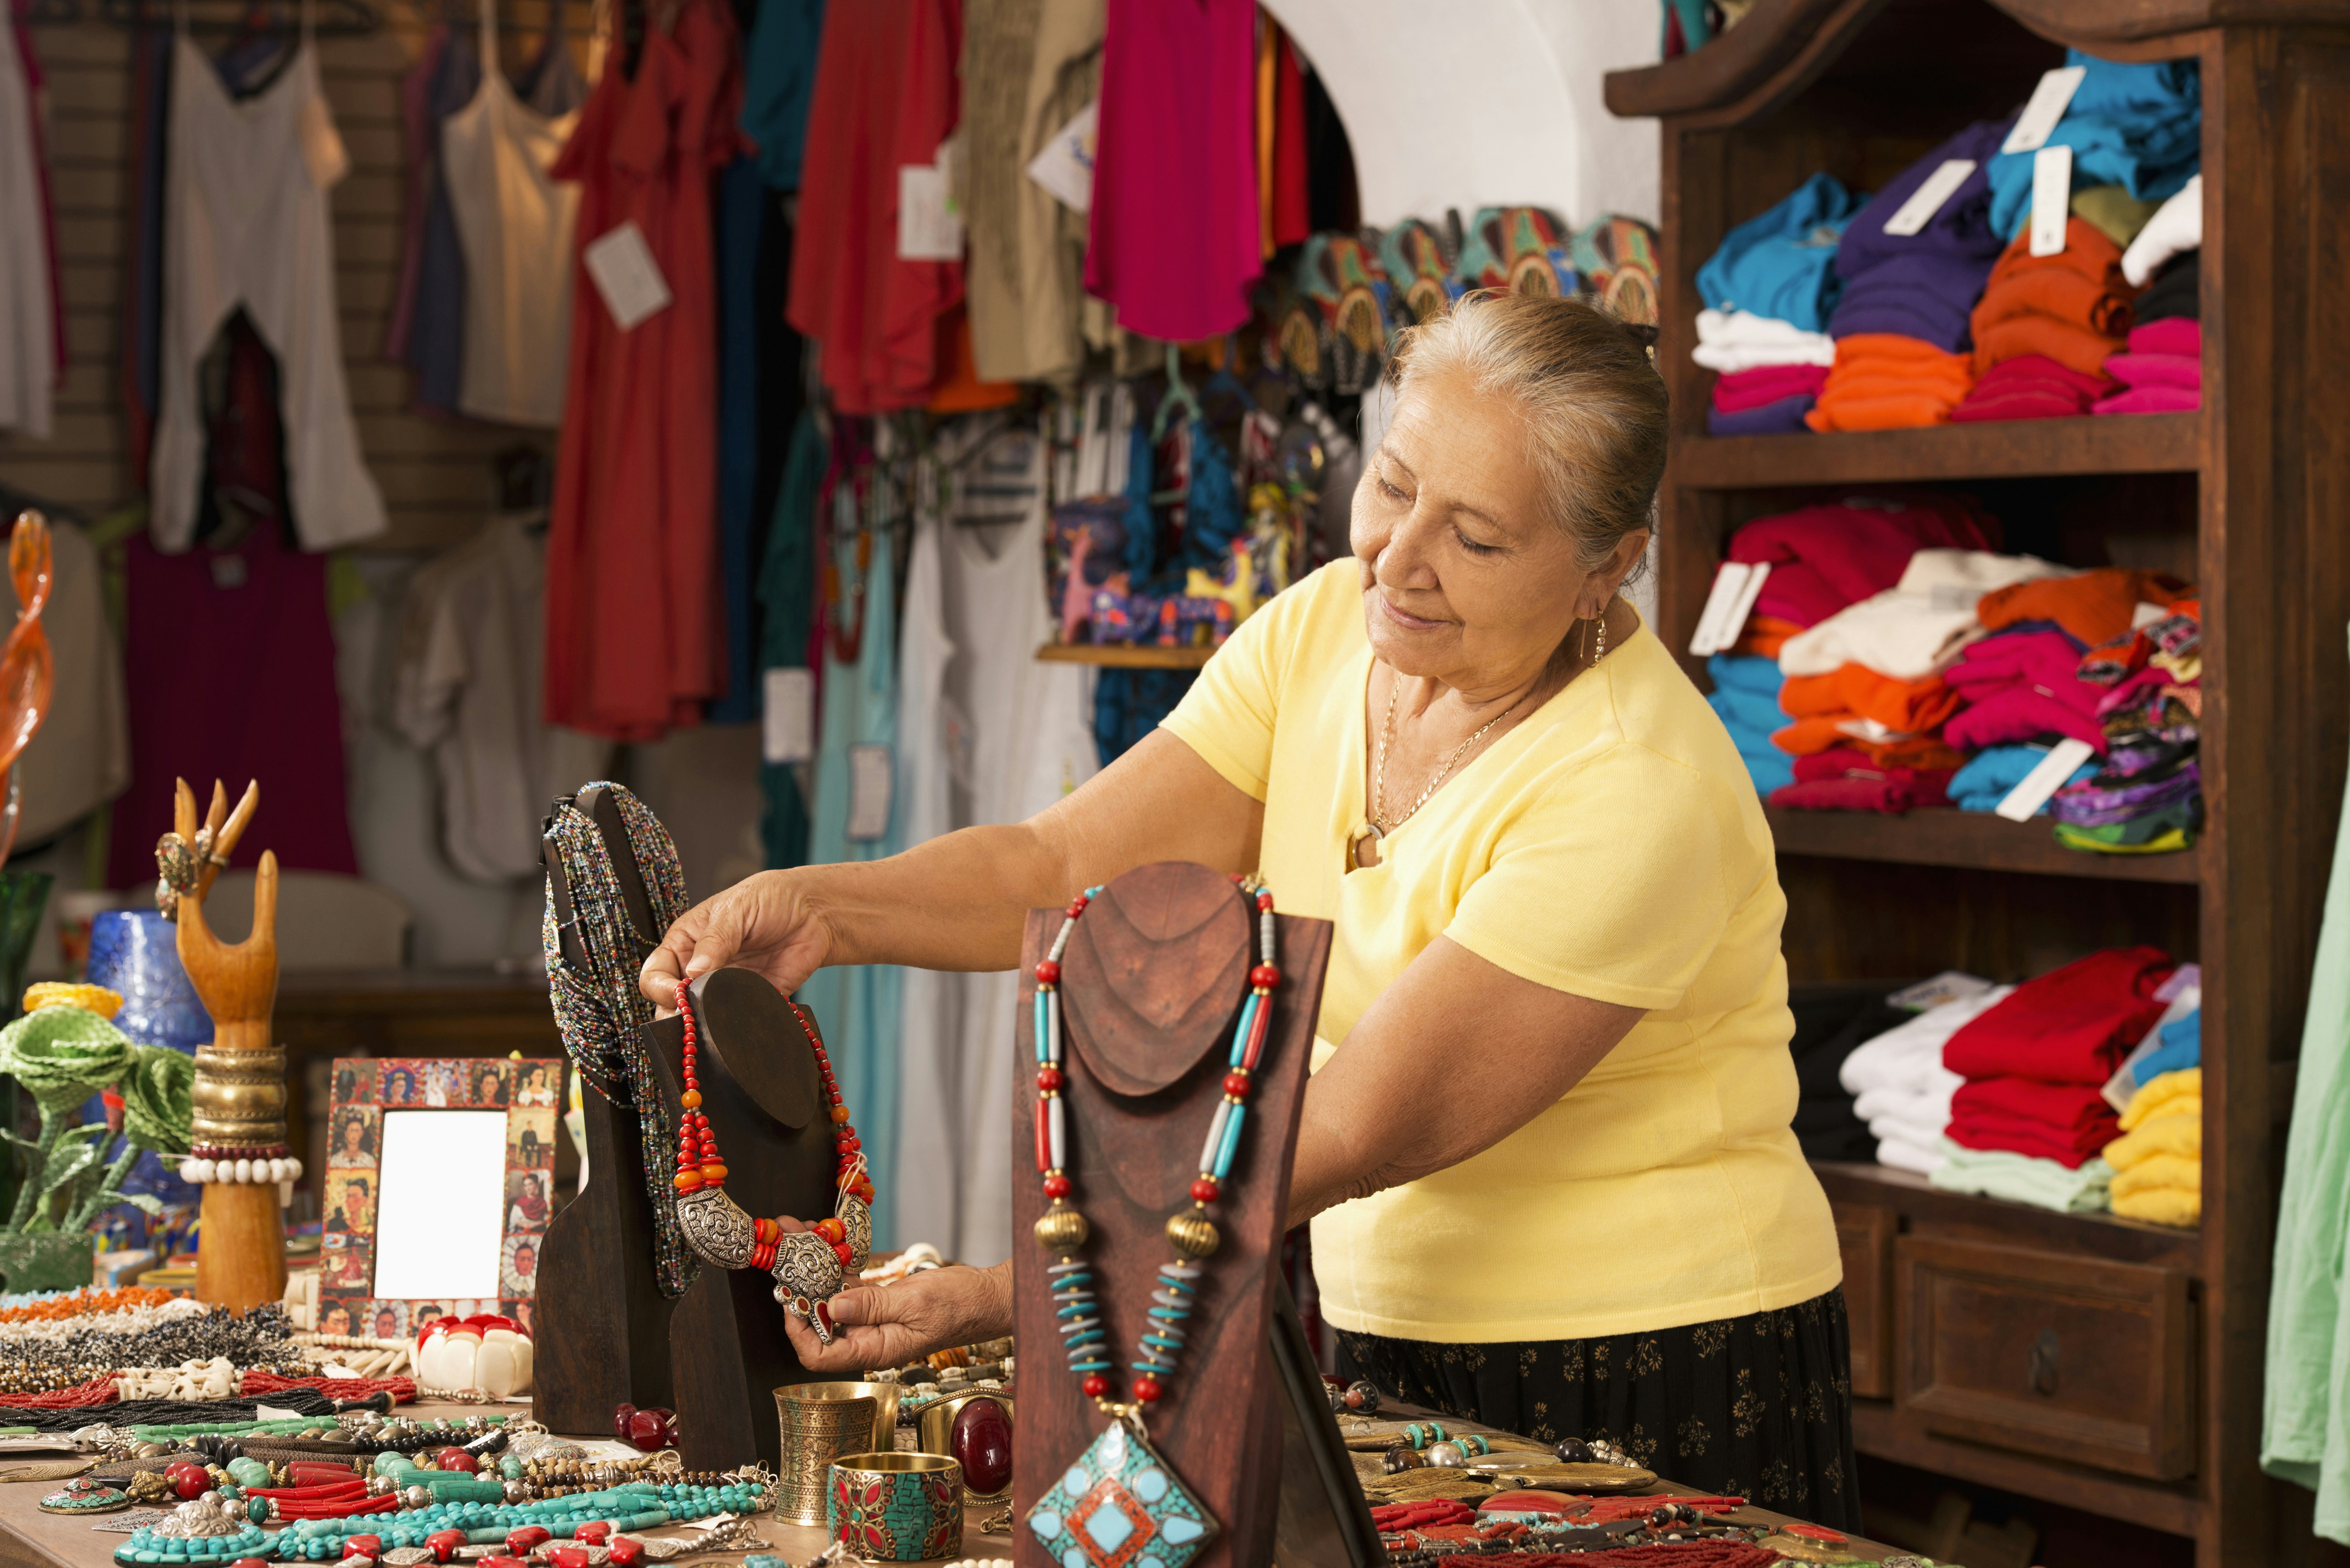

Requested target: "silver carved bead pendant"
[
  {"left": 839, "top": 1192, "right": 873, "bottom": 1272},
  {"left": 770, "top": 1230, "right": 844, "bottom": 1304},
  {"left": 672, "top": 1184, "right": 758, "bottom": 1269}
]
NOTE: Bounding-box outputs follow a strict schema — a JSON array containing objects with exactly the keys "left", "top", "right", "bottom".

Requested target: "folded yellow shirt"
[
  {"left": 2104, "top": 1112, "right": 2200, "bottom": 1170},
  {"left": 2122, "top": 1068, "right": 2201, "bottom": 1131},
  {"left": 2113, "top": 1186, "right": 2200, "bottom": 1226},
  {"left": 2111, "top": 1152, "right": 2200, "bottom": 1199}
]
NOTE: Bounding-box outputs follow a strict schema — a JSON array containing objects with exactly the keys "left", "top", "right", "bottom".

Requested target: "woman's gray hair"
[{"left": 1385, "top": 290, "right": 1668, "bottom": 571}]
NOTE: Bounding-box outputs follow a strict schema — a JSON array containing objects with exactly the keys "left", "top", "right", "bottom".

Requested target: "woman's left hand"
[{"left": 780, "top": 1261, "right": 1014, "bottom": 1375}]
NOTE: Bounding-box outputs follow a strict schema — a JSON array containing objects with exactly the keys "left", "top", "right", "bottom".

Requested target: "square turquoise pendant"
[{"left": 1027, "top": 1422, "right": 1219, "bottom": 1568}]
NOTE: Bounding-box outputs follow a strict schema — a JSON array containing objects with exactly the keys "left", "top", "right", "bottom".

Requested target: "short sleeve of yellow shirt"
[{"left": 1162, "top": 561, "right": 1841, "bottom": 1343}]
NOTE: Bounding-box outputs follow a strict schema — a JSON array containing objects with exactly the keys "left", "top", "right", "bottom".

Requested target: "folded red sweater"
[
  {"left": 1945, "top": 1086, "right": 2122, "bottom": 1168},
  {"left": 1942, "top": 946, "right": 2175, "bottom": 1084}
]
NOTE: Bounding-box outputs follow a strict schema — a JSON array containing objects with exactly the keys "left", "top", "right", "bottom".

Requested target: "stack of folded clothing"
[
  {"left": 1983, "top": 50, "right": 2202, "bottom": 243},
  {"left": 1706, "top": 653, "right": 1795, "bottom": 795},
  {"left": 1696, "top": 174, "right": 1866, "bottom": 435},
  {"left": 1948, "top": 742, "right": 2098, "bottom": 812},
  {"left": 2106, "top": 1067, "right": 2200, "bottom": 1225},
  {"left": 1809, "top": 121, "right": 2012, "bottom": 431},
  {"left": 1949, "top": 218, "right": 2136, "bottom": 421},
  {"left": 1727, "top": 494, "right": 2000, "bottom": 630},
  {"left": 2095, "top": 318, "right": 2200, "bottom": 415},
  {"left": 2103, "top": 190, "right": 2201, "bottom": 414},
  {"left": 1770, "top": 668, "right": 1963, "bottom": 811},
  {"left": 1778, "top": 548, "right": 2069, "bottom": 683},
  {"left": 1837, "top": 979, "right": 2011, "bottom": 1174},
  {"left": 1942, "top": 946, "right": 2176, "bottom": 1169},
  {"left": 1945, "top": 565, "right": 2187, "bottom": 757},
  {"left": 1789, "top": 987, "right": 1914, "bottom": 1163},
  {"left": 1929, "top": 1141, "right": 2116, "bottom": 1213},
  {"left": 2053, "top": 593, "right": 2202, "bottom": 853}
]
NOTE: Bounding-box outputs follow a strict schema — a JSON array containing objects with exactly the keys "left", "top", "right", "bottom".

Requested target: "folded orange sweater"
[
  {"left": 1977, "top": 567, "right": 2191, "bottom": 648},
  {"left": 1731, "top": 615, "right": 1804, "bottom": 659},
  {"left": 1779, "top": 663, "right": 1963, "bottom": 733},
  {"left": 1772, "top": 716, "right": 1969, "bottom": 764},
  {"left": 1807, "top": 334, "right": 1974, "bottom": 432},
  {"left": 1971, "top": 219, "right": 2135, "bottom": 376}
]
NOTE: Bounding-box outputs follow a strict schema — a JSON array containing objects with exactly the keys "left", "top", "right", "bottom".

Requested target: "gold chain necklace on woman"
[
  {"left": 1346, "top": 605, "right": 1614, "bottom": 872},
  {"left": 1347, "top": 680, "right": 1528, "bottom": 871}
]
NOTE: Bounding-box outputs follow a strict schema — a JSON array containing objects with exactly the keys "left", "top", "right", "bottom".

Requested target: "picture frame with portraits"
[{"left": 319, "top": 1057, "right": 562, "bottom": 1338}]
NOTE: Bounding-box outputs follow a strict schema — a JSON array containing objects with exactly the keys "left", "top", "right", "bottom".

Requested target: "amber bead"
[
  {"left": 828, "top": 1105, "right": 850, "bottom": 1124},
  {"left": 679, "top": 1090, "right": 702, "bottom": 1109}
]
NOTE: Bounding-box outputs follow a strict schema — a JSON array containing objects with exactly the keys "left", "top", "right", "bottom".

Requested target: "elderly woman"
[{"left": 643, "top": 294, "right": 1853, "bottom": 1525}]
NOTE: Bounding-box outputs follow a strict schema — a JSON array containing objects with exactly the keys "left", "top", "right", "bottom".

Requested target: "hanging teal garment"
[
  {"left": 798, "top": 513, "right": 902, "bottom": 1248},
  {"left": 2265, "top": 624, "right": 2350, "bottom": 1541},
  {"left": 756, "top": 414, "right": 825, "bottom": 870}
]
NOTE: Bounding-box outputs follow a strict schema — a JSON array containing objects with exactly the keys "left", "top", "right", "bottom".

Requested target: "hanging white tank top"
[
  {"left": 152, "top": 17, "right": 385, "bottom": 550},
  {"left": 441, "top": 0, "right": 585, "bottom": 428},
  {"left": 0, "top": 22, "right": 55, "bottom": 439}
]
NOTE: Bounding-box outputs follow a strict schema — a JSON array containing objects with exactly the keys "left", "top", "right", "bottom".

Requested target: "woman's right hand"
[
  {"left": 782, "top": 1262, "right": 1014, "bottom": 1375},
  {"left": 639, "top": 870, "right": 835, "bottom": 1005}
]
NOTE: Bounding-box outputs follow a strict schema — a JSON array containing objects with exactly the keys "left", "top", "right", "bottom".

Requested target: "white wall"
[{"left": 1263, "top": 0, "right": 1661, "bottom": 230}]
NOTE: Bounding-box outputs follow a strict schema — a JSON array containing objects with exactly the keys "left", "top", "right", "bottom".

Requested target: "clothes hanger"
[{"left": 1151, "top": 342, "right": 1206, "bottom": 444}]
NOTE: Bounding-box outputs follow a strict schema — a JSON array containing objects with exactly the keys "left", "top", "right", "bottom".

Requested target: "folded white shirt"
[
  {"left": 1839, "top": 982, "right": 2014, "bottom": 1098},
  {"left": 1854, "top": 1071, "right": 1962, "bottom": 1130},
  {"left": 1875, "top": 1134, "right": 1947, "bottom": 1176},
  {"left": 1778, "top": 551, "right": 2073, "bottom": 679},
  {"left": 2122, "top": 174, "right": 2201, "bottom": 288},
  {"left": 1693, "top": 309, "right": 1838, "bottom": 373},
  {"left": 1868, "top": 1101, "right": 1957, "bottom": 1150}
]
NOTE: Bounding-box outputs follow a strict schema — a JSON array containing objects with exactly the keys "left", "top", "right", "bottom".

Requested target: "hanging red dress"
[
  {"left": 545, "top": 0, "right": 743, "bottom": 741},
  {"left": 785, "top": 0, "right": 962, "bottom": 414}
]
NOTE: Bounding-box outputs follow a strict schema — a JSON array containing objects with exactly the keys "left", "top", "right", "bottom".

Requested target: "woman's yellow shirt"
[{"left": 1163, "top": 562, "right": 1840, "bottom": 1342}]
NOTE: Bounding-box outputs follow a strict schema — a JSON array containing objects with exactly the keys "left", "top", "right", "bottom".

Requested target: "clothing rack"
[{"left": 97, "top": 0, "right": 382, "bottom": 36}]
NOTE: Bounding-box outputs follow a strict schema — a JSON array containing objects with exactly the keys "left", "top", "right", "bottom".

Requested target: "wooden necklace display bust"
[{"left": 1011, "top": 862, "right": 1333, "bottom": 1568}]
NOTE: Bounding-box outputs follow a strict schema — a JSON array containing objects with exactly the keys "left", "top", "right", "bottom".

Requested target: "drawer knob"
[{"left": 2028, "top": 1329, "right": 2060, "bottom": 1396}]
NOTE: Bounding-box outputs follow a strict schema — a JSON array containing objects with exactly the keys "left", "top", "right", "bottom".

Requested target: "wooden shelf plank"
[
  {"left": 1850, "top": 1400, "right": 2203, "bottom": 1539},
  {"left": 1670, "top": 414, "right": 2203, "bottom": 489},
  {"left": 1812, "top": 1162, "right": 2200, "bottom": 1271},
  {"left": 1034, "top": 643, "right": 1215, "bottom": 670},
  {"left": 1766, "top": 807, "right": 2201, "bottom": 885}
]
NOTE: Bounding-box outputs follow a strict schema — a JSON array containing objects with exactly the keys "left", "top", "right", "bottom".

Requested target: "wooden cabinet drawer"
[
  {"left": 1895, "top": 1235, "right": 2193, "bottom": 1479},
  {"left": 1833, "top": 1201, "right": 1895, "bottom": 1398}
]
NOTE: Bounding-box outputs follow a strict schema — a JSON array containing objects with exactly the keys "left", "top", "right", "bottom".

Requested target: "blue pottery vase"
[{"left": 86, "top": 909, "right": 207, "bottom": 1230}]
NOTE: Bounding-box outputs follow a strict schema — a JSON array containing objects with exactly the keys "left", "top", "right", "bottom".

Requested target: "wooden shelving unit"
[
  {"left": 1609, "top": 4, "right": 2350, "bottom": 1563},
  {"left": 1033, "top": 643, "right": 1216, "bottom": 670}
]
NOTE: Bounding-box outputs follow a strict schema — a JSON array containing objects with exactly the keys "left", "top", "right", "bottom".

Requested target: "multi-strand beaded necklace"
[{"left": 1024, "top": 876, "right": 1280, "bottom": 1568}]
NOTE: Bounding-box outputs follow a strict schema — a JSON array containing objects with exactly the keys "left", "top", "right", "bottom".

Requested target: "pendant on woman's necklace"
[{"left": 1347, "top": 821, "right": 1383, "bottom": 871}]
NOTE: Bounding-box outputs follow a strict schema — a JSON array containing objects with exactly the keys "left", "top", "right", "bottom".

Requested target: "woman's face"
[
  {"left": 523, "top": 1175, "right": 541, "bottom": 1201},
  {"left": 341, "top": 1119, "right": 363, "bottom": 1152},
  {"left": 1352, "top": 370, "right": 1646, "bottom": 687}
]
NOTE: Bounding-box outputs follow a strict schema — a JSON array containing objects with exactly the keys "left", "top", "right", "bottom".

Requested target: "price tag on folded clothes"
[
  {"left": 1995, "top": 736, "right": 2097, "bottom": 820},
  {"left": 1880, "top": 159, "right": 1977, "bottom": 237},
  {"left": 2002, "top": 63, "right": 2087, "bottom": 154},
  {"left": 1688, "top": 561, "right": 1770, "bottom": 656},
  {"left": 2030, "top": 144, "right": 2075, "bottom": 257}
]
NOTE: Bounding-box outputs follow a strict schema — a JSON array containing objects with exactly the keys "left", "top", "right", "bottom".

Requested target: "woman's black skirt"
[{"left": 1335, "top": 1286, "right": 1861, "bottom": 1533}]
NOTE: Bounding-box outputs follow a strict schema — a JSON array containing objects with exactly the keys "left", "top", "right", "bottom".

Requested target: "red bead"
[
  {"left": 573, "top": 1523, "right": 613, "bottom": 1547},
  {"left": 1037, "top": 1066, "right": 1065, "bottom": 1092},
  {"left": 1256, "top": 890, "right": 1273, "bottom": 911},
  {"left": 832, "top": 1241, "right": 855, "bottom": 1267},
  {"left": 1190, "top": 1178, "right": 1220, "bottom": 1203},
  {"left": 1034, "top": 959, "right": 1061, "bottom": 985},
  {"left": 425, "top": 1531, "right": 467, "bottom": 1564},
  {"left": 174, "top": 1471, "right": 207, "bottom": 1500},
  {"left": 605, "top": 1541, "right": 644, "bottom": 1568},
  {"left": 1069, "top": 895, "right": 1090, "bottom": 915},
  {"left": 1042, "top": 1174, "right": 1071, "bottom": 1199},
  {"left": 1131, "top": 1375, "right": 1162, "bottom": 1404},
  {"left": 344, "top": 1538, "right": 383, "bottom": 1559},
  {"left": 435, "top": 1447, "right": 477, "bottom": 1473},
  {"left": 622, "top": 1407, "right": 678, "bottom": 1451},
  {"left": 1250, "top": 964, "right": 1281, "bottom": 989},
  {"left": 1082, "top": 1374, "right": 1110, "bottom": 1399},
  {"left": 1222, "top": 1072, "right": 1250, "bottom": 1098},
  {"left": 506, "top": 1529, "right": 551, "bottom": 1556}
]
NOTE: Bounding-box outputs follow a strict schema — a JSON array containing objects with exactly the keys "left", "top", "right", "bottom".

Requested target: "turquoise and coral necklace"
[{"left": 1024, "top": 876, "right": 1281, "bottom": 1568}]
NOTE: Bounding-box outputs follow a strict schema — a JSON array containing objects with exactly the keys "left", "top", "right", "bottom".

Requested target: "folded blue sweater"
[{"left": 1985, "top": 51, "right": 2200, "bottom": 238}]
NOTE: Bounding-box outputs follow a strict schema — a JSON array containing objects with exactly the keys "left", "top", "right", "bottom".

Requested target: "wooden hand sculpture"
[
  {"left": 170, "top": 779, "right": 288, "bottom": 1309},
  {"left": 0, "top": 513, "right": 57, "bottom": 870}
]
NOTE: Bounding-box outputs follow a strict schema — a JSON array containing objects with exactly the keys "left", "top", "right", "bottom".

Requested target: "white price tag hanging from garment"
[
  {"left": 1688, "top": 562, "right": 1771, "bottom": 657},
  {"left": 583, "top": 222, "right": 672, "bottom": 331},
  {"left": 2002, "top": 65, "right": 2087, "bottom": 154},
  {"left": 1025, "top": 101, "right": 1098, "bottom": 213},
  {"left": 1879, "top": 160, "right": 1977, "bottom": 238},
  {"left": 761, "top": 668, "right": 814, "bottom": 765},
  {"left": 2029, "top": 145, "right": 2074, "bottom": 257},
  {"left": 1994, "top": 737, "right": 2096, "bottom": 821},
  {"left": 846, "top": 742, "right": 895, "bottom": 842},
  {"left": 898, "top": 164, "right": 964, "bottom": 260}
]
